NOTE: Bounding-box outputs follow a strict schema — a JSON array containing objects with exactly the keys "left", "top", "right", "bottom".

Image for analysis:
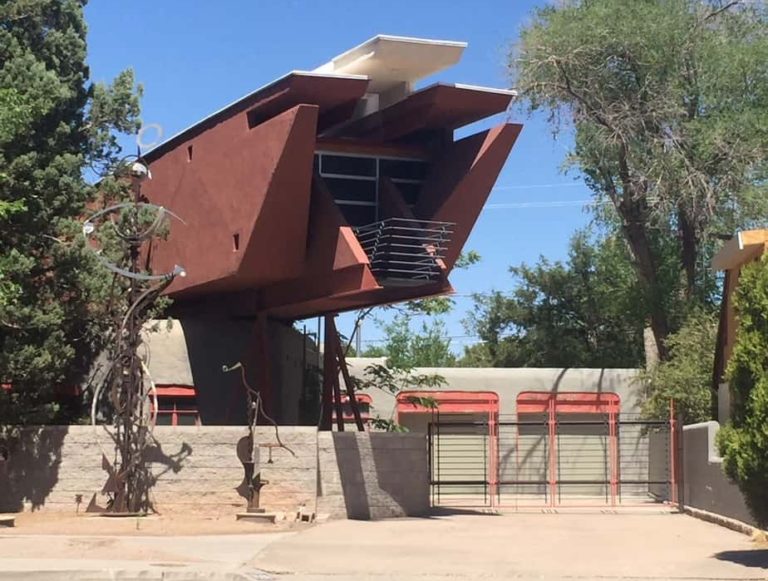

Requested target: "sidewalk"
[{"left": 0, "top": 533, "right": 284, "bottom": 580}]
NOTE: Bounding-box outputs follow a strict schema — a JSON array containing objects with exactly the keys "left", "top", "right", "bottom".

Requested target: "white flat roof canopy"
[
  {"left": 314, "top": 35, "right": 467, "bottom": 93},
  {"left": 711, "top": 229, "right": 768, "bottom": 271}
]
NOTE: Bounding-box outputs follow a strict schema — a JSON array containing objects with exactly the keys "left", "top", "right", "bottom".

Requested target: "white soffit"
[{"left": 315, "top": 35, "right": 467, "bottom": 93}]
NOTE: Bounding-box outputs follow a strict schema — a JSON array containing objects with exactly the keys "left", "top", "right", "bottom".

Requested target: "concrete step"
[
  {"left": 236, "top": 511, "right": 277, "bottom": 524},
  {"left": 0, "top": 515, "right": 15, "bottom": 527}
]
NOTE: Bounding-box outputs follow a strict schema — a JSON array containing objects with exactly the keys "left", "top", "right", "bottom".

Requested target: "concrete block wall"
[
  {"left": 317, "top": 432, "right": 429, "bottom": 519},
  {"left": 0, "top": 425, "right": 427, "bottom": 521},
  {"left": 0, "top": 425, "right": 317, "bottom": 515}
]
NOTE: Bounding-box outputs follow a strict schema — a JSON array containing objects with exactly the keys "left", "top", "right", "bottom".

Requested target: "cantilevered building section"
[
  {"left": 140, "top": 36, "right": 521, "bottom": 425},
  {"left": 144, "top": 35, "right": 521, "bottom": 319}
]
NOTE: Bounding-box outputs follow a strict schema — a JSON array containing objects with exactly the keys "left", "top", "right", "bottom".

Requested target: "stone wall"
[
  {"left": 0, "top": 425, "right": 427, "bottom": 521},
  {"left": 317, "top": 432, "right": 429, "bottom": 519}
]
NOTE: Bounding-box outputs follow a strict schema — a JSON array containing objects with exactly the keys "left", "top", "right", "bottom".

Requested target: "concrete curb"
[
  {"left": 682, "top": 504, "right": 765, "bottom": 539},
  {"left": 0, "top": 567, "right": 273, "bottom": 581}
]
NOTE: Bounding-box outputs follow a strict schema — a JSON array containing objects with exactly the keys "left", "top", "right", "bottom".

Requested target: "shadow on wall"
[
  {"left": 334, "top": 434, "right": 370, "bottom": 520},
  {"left": 180, "top": 315, "right": 253, "bottom": 425},
  {"left": 0, "top": 426, "right": 65, "bottom": 512},
  {"left": 371, "top": 434, "right": 429, "bottom": 517},
  {"left": 331, "top": 432, "right": 429, "bottom": 520}
]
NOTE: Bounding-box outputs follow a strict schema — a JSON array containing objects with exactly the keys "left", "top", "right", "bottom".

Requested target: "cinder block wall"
[
  {"left": 0, "top": 426, "right": 427, "bottom": 520},
  {"left": 0, "top": 425, "right": 317, "bottom": 515},
  {"left": 317, "top": 432, "right": 429, "bottom": 519}
]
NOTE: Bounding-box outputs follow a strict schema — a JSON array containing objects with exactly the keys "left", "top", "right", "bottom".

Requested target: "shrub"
[{"left": 717, "top": 255, "right": 768, "bottom": 528}]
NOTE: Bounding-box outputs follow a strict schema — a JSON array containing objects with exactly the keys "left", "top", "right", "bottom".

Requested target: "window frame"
[{"left": 315, "top": 151, "right": 429, "bottom": 226}]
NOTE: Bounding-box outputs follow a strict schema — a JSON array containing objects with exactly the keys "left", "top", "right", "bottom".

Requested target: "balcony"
[{"left": 353, "top": 218, "right": 454, "bottom": 286}]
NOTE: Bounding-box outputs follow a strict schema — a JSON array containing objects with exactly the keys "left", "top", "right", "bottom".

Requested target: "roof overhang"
[
  {"left": 326, "top": 83, "right": 515, "bottom": 141},
  {"left": 144, "top": 71, "right": 370, "bottom": 161},
  {"left": 711, "top": 229, "right": 768, "bottom": 271},
  {"left": 314, "top": 35, "right": 466, "bottom": 93}
]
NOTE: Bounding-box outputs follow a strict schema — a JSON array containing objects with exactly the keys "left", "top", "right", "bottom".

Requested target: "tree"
[
  {"left": 462, "top": 231, "right": 646, "bottom": 368},
  {"left": 642, "top": 309, "right": 716, "bottom": 423},
  {"left": 0, "top": 0, "right": 141, "bottom": 424},
  {"left": 513, "top": 0, "right": 768, "bottom": 359},
  {"left": 362, "top": 313, "right": 456, "bottom": 368},
  {"left": 355, "top": 251, "right": 481, "bottom": 367},
  {"left": 717, "top": 255, "right": 768, "bottom": 528},
  {"left": 354, "top": 361, "right": 445, "bottom": 432}
]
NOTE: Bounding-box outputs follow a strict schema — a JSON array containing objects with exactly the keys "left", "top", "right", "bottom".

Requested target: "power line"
[
  {"left": 492, "top": 183, "right": 584, "bottom": 190},
  {"left": 484, "top": 199, "right": 602, "bottom": 210}
]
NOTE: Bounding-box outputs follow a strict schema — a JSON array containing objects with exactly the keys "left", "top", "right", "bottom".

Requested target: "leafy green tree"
[
  {"left": 462, "top": 231, "right": 646, "bottom": 368},
  {"left": 362, "top": 313, "right": 456, "bottom": 368},
  {"left": 355, "top": 251, "right": 481, "bottom": 367},
  {"left": 717, "top": 256, "right": 768, "bottom": 527},
  {"left": 0, "top": 0, "right": 141, "bottom": 424},
  {"left": 642, "top": 309, "right": 716, "bottom": 422},
  {"left": 355, "top": 361, "right": 445, "bottom": 432},
  {"left": 513, "top": 0, "right": 768, "bottom": 359}
]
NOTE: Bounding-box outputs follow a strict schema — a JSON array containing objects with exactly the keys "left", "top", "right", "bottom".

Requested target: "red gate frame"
[
  {"left": 517, "top": 391, "right": 621, "bottom": 506},
  {"left": 397, "top": 390, "right": 679, "bottom": 509},
  {"left": 397, "top": 391, "right": 500, "bottom": 507}
]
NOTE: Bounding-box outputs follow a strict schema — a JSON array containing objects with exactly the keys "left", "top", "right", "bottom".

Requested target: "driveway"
[{"left": 253, "top": 511, "right": 768, "bottom": 580}]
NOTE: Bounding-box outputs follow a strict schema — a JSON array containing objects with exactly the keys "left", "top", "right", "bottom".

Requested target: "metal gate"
[{"left": 428, "top": 407, "right": 682, "bottom": 509}]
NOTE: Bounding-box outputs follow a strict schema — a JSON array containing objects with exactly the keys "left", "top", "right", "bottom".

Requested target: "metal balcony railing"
[{"left": 353, "top": 218, "right": 455, "bottom": 286}]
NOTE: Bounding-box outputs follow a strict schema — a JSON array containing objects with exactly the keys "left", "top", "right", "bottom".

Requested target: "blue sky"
[{"left": 85, "top": 0, "right": 593, "bottom": 352}]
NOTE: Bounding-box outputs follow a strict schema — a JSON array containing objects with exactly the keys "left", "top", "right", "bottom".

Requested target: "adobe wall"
[
  {"left": 681, "top": 422, "right": 754, "bottom": 526},
  {"left": 648, "top": 421, "right": 754, "bottom": 527},
  {"left": 345, "top": 359, "right": 644, "bottom": 418},
  {"left": 143, "top": 316, "right": 314, "bottom": 425}
]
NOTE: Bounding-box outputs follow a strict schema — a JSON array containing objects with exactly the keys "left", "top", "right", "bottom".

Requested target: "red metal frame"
[
  {"left": 396, "top": 390, "right": 499, "bottom": 416},
  {"left": 516, "top": 391, "right": 622, "bottom": 507},
  {"left": 397, "top": 390, "right": 500, "bottom": 507},
  {"left": 154, "top": 385, "right": 200, "bottom": 427},
  {"left": 331, "top": 393, "right": 373, "bottom": 424},
  {"left": 407, "top": 390, "right": 681, "bottom": 511}
]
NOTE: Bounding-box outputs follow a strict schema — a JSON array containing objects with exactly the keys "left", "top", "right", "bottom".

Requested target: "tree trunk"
[
  {"left": 678, "top": 208, "right": 698, "bottom": 300},
  {"left": 618, "top": 201, "right": 670, "bottom": 360}
]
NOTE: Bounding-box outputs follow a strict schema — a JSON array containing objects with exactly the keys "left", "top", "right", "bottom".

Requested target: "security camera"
[{"left": 129, "top": 161, "right": 152, "bottom": 181}]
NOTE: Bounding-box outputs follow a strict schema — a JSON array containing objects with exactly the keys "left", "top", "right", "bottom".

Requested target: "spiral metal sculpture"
[{"left": 85, "top": 153, "right": 185, "bottom": 514}]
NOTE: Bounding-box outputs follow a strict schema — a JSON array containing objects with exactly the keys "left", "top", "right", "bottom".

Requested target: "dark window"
[
  {"left": 324, "top": 178, "right": 376, "bottom": 204},
  {"left": 393, "top": 181, "right": 421, "bottom": 206},
  {"left": 321, "top": 155, "right": 376, "bottom": 177},
  {"left": 380, "top": 159, "right": 429, "bottom": 181},
  {"left": 338, "top": 204, "right": 376, "bottom": 227},
  {"left": 155, "top": 395, "right": 200, "bottom": 427}
]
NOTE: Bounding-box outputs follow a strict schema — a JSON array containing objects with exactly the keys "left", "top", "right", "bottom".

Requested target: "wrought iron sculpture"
[{"left": 85, "top": 154, "right": 185, "bottom": 514}]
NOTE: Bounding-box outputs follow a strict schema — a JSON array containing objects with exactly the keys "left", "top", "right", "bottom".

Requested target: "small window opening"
[
  {"left": 233, "top": 233, "right": 240, "bottom": 252},
  {"left": 187, "top": 145, "right": 193, "bottom": 162}
]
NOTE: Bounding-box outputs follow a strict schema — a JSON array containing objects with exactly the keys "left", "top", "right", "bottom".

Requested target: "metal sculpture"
[{"left": 85, "top": 153, "right": 185, "bottom": 514}]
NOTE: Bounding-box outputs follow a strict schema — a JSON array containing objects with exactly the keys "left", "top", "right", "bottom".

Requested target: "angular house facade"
[
  {"left": 711, "top": 229, "right": 768, "bottom": 422},
  {"left": 141, "top": 36, "right": 521, "bottom": 425}
]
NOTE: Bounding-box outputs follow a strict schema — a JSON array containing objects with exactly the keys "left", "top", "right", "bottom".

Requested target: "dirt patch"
[{"left": 0, "top": 511, "right": 308, "bottom": 536}]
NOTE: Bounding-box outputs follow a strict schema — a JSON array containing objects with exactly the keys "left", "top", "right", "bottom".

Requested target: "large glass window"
[{"left": 315, "top": 152, "right": 429, "bottom": 227}]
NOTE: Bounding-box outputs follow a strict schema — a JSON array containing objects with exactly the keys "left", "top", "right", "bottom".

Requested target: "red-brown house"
[{"left": 140, "top": 35, "right": 522, "bottom": 424}]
